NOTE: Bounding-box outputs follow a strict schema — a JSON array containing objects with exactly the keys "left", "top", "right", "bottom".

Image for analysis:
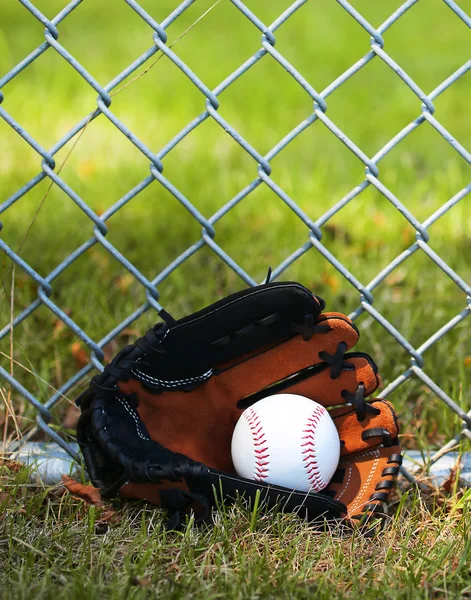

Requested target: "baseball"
[{"left": 231, "top": 394, "right": 340, "bottom": 493}]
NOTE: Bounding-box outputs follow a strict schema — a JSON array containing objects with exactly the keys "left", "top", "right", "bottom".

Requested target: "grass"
[
  {"left": 0, "top": 0, "right": 470, "bottom": 597},
  {"left": 1, "top": 460, "right": 471, "bottom": 600}
]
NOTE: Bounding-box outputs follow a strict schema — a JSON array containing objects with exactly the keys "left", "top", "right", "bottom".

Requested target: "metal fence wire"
[{"left": 0, "top": 0, "right": 470, "bottom": 477}]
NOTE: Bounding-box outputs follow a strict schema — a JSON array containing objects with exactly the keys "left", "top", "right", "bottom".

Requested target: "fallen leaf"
[
  {"left": 62, "top": 477, "right": 120, "bottom": 526},
  {"left": 52, "top": 310, "right": 72, "bottom": 340},
  {"left": 0, "top": 491, "right": 11, "bottom": 505},
  {"left": 103, "top": 341, "right": 118, "bottom": 363},
  {"left": 366, "top": 239, "right": 385, "bottom": 249},
  {"left": 401, "top": 227, "right": 413, "bottom": 244},
  {"left": 373, "top": 211, "right": 386, "bottom": 227},
  {"left": 71, "top": 342, "right": 90, "bottom": 369},
  {"left": 62, "top": 475, "right": 104, "bottom": 507},
  {"left": 15, "top": 274, "right": 32, "bottom": 290},
  {"left": 391, "top": 287, "right": 404, "bottom": 303},
  {"left": 98, "top": 508, "right": 120, "bottom": 523},
  {"left": 89, "top": 248, "right": 110, "bottom": 270},
  {"left": 323, "top": 224, "right": 352, "bottom": 243},
  {"left": 62, "top": 404, "right": 80, "bottom": 429},
  {"left": 386, "top": 270, "right": 406, "bottom": 286},
  {"left": 166, "top": 564, "right": 180, "bottom": 575},
  {"left": 120, "top": 328, "right": 140, "bottom": 339},
  {"left": 130, "top": 576, "right": 151, "bottom": 586},
  {"left": 77, "top": 159, "right": 96, "bottom": 179},
  {"left": 115, "top": 273, "right": 135, "bottom": 293},
  {"left": 321, "top": 272, "right": 339, "bottom": 293},
  {"left": 0, "top": 460, "right": 22, "bottom": 473},
  {"left": 442, "top": 457, "right": 461, "bottom": 493}
]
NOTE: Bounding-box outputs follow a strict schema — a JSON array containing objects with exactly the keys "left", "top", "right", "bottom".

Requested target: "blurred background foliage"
[{"left": 0, "top": 0, "right": 470, "bottom": 449}]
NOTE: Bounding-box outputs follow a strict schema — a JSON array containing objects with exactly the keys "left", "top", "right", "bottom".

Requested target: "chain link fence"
[{"left": 0, "top": 0, "right": 470, "bottom": 476}]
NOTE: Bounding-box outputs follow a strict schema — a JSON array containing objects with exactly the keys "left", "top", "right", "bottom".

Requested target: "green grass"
[
  {"left": 1, "top": 461, "right": 471, "bottom": 600},
  {"left": 0, "top": 0, "right": 471, "bottom": 597}
]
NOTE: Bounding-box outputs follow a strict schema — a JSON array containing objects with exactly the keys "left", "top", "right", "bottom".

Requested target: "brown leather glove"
[{"left": 76, "top": 281, "right": 402, "bottom": 529}]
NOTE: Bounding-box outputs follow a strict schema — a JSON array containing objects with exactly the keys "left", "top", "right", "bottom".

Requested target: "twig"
[
  {"left": 112, "top": 0, "right": 222, "bottom": 97},
  {"left": 12, "top": 0, "right": 223, "bottom": 252}
]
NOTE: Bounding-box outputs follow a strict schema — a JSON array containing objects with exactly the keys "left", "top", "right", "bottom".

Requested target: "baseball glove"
[{"left": 76, "top": 281, "right": 402, "bottom": 530}]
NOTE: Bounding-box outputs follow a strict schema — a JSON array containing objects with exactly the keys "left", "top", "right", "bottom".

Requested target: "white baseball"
[{"left": 231, "top": 394, "right": 340, "bottom": 493}]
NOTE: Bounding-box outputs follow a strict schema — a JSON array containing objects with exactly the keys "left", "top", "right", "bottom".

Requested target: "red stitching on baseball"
[
  {"left": 302, "top": 405, "right": 329, "bottom": 491},
  {"left": 243, "top": 407, "right": 270, "bottom": 481}
]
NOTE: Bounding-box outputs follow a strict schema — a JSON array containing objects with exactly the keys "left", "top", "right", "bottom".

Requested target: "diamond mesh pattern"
[{"left": 0, "top": 0, "right": 470, "bottom": 471}]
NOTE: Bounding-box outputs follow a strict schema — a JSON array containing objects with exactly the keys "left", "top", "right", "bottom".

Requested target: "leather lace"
[
  {"left": 289, "top": 312, "right": 332, "bottom": 341},
  {"left": 294, "top": 313, "right": 380, "bottom": 422},
  {"left": 342, "top": 384, "right": 380, "bottom": 421}
]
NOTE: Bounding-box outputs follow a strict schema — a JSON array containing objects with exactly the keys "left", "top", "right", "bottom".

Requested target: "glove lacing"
[
  {"left": 294, "top": 313, "right": 399, "bottom": 520},
  {"left": 292, "top": 313, "right": 380, "bottom": 423}
]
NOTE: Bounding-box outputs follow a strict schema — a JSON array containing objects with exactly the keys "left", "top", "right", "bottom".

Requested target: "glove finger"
[
  {"left": 271, "top": 355, "right": 380, "bottom": 409},
  {"left": 130, "top": 313, "right": 359, "bottom": 398},
  {"left": 330, "top": 398, "right": 399, "bottom": 456},
  {"left": 124, "top": 312, "right": 363, "bottom": 412},
  {"left": 327, "top": 399, "right": 402, "bottom": 522},
  {"left": 140, "top": 282, "right": 325, "bottom": 383}
]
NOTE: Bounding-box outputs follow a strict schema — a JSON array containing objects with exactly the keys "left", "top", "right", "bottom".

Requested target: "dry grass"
[{"left": 1, "top": 459, "right": 470, "bottom": 599}]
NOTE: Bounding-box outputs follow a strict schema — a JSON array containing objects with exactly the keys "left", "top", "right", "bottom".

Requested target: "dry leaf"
[
  {"left": 401, "top": 227, "right": 413, "bottom": 244},
  {"left": 386, "top": 270, "right": 406, "bottom": 286},
  {"left": 89, "top": 248, "right": 110, "bottom": 270},
  {"left": 366, "top": 239, "right": 385, "bottom": 249},
  {"left": 102, "top": 341, "right": 119, "bottom": 364},
  {"left": 130, "top": 576, "right": 151, "bottom": 587},
  {"left": 120, "top": 328, "right": 140, "bottom": 339},
  {"left": 0, "top": 460, "right": 23, "bottom": 473},
  {"left": 77, "top": 159, "right": 96, "bottom": 179},
  {"left": 0, "top": 490, "right": 12, "bottom": 505},
  {"left": 323, "top": 223, "right": 352, "bottom": 243},
  {"left": 115, "top": 273, "right": 135, "bottom": 293},
  {"left": 166, "top": 564, "right": 181, "bottom": 575},
  {"left": 321, "top": 272, "right": 339, "bottom": 293},
  {"left": 391, "top": 287, "right": 404, "bottom": 303},
  {"left": 62, "top": 477, "right": 119, "bottom": 527},
  {"left": 373, "top": 211, "right": 386, "bottom": 227},
  {"left": 62, "top": 475, "right": 104, "bottom": 507},
  {"left": 71, "top": 342, "right": 90, "bottom": 369},
  {"left": 98, "top": 508, "right": 120, "bottom": 523},
  {"left": 442, "top": 458, "right": 461, "bottom": 493},
  {"left": 62, "top": 404, "right": 80, "bottom": 429},
  {"left": 52, "top": 310, "right": 72, "bottom": 340}
]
